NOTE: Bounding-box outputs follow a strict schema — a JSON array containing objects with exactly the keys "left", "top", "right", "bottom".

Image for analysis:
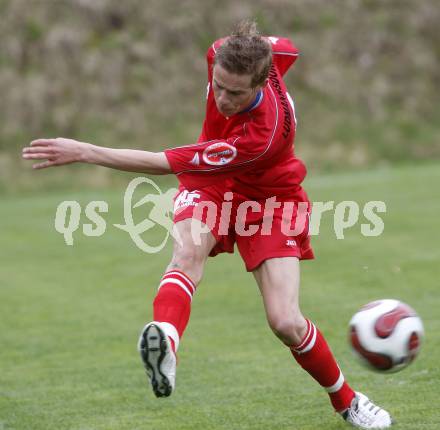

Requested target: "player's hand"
[{"left": 22, "top": 137, "right": 89, "bottom": 169}]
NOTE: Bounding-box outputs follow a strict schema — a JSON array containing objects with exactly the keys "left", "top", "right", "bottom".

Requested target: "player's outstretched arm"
[{"left": 22, "top": 138, "right": 171, "bottom": 175}]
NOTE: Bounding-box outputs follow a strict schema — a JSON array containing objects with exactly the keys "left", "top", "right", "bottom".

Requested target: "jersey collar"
[{"left": 240, "top": 89, "right": 264, "bottom": 114}]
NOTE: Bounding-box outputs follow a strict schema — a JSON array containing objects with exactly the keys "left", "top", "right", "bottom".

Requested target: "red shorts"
[{"left": 173, "top": 184, "right": 314, "bottom": 272}]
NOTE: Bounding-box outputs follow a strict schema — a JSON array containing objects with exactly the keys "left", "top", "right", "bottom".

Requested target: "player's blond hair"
[{"left": 215, "top": 20, "right": 272, "bottom": 88}]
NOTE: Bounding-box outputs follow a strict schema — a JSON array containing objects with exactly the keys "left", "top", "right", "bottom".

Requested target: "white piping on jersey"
[
  {"left": 272, "top": 51, "right": 299, "bottom": 56},
  {"left": 170, "top": 139, "right": 219, "bottom": 150},
  {"left": 174, "top": 84, "right": 279, "bottom": 175},
  {"left": 286, "top": 92, "right": 297, "bottom": 131}
]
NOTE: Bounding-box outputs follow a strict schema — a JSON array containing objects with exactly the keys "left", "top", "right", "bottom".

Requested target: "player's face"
[{"left": 212, "top": 64, "right": 262, "bottom": 117}]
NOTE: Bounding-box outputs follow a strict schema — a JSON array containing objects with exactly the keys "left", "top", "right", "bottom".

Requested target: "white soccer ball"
[{"left": 349, "top": 299, "right": 424, "bottom": 373}]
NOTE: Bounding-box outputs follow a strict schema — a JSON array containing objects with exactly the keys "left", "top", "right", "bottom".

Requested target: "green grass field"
[{"left": 1, "top": 163, "right": 439, "bottom": 430}]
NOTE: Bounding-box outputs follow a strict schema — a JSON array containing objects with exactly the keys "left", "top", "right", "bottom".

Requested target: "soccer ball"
[{"left": 349, "top": 299, "right": 424, "bottom": 372}]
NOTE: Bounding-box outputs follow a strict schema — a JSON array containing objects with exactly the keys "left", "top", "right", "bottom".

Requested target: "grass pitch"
[{"left": 0, "top": 163, "right": 439, "bottom": 429}]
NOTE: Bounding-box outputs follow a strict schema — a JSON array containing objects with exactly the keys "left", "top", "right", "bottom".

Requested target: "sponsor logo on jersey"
[
  {"left": 286, "top": 239, "right": 297, "bottom": 247},
  {"left": 202, "top": 142, "right": 237, "bottom": 166}
]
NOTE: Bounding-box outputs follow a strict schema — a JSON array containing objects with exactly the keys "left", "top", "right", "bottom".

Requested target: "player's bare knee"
[
  {"left": 168, "top": 247, "right": 205, "bottom": 285},
  {"left": 268, "top": 314, "right": 307, "bottom": 346}
]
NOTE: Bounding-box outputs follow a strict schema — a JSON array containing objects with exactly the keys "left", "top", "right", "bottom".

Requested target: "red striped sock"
[
  {"left": 290, "top": 319, "right": 355, "bottom": 412},
  {"left": 152, "top": 270, "right": 196, "bottom": 353}
]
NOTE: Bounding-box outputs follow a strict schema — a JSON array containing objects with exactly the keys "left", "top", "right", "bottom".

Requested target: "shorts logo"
[
  {"left": 174, "top": 190, "right": 201, "bottom": 212},
  {"left": 202, "top": 142, "right": 237, "bottom": 166},
  {"left": 286, "top": 239, "right": 297, "bottom": 247}
]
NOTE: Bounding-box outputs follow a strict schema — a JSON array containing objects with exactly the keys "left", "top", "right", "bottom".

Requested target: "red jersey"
[{"left": 164, "top": 37, "right": 307, "bottom": 200}]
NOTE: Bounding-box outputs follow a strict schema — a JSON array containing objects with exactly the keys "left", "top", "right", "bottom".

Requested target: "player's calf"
[{"left": 267, "top": 313, "right": 308, "bottom": 346}]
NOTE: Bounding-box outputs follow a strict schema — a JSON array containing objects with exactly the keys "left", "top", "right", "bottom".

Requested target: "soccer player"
[{"left": 22, "top": 21, "right": 392, "bottom": 429}]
